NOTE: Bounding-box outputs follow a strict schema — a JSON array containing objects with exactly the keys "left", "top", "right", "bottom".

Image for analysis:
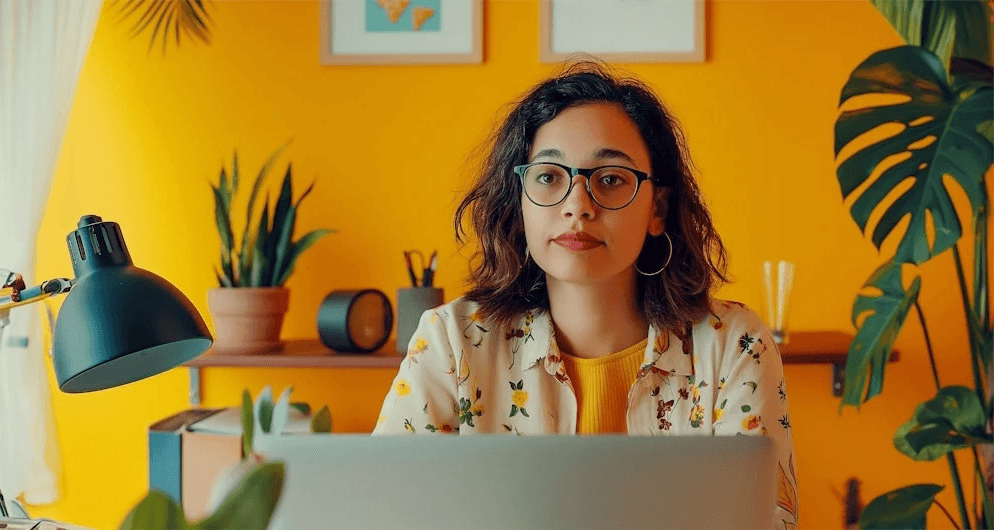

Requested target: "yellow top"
[{"left": 560, "top": 338, "right": 648, "bottom": 434}]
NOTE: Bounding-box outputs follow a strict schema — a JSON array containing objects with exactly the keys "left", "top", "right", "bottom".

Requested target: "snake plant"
[
  {"left": 833, "top": 1, "right": 992, "bottom": 528},
  {"left": 211, "top": 142, "right": 334, "bottom": 288}
]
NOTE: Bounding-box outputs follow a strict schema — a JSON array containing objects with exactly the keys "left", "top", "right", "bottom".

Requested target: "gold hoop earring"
[{"left": 635, "top": 233, "right": 673, "bottom": 276}]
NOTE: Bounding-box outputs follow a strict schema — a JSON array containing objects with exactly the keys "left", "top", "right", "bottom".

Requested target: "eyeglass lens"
[{"left": 522, "top": 163, "right": 640, "bottom": 209}]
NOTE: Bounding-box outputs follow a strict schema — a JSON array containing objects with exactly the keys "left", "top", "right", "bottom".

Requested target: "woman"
[{"left": 373, "top": 61, "right": 798, "bottom": 528}]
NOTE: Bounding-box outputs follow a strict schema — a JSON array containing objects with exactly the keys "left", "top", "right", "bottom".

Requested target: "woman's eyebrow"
[
  {"left": 530, "top": 147, "right": 637, "bottom": 166},
  {"left": 594, "top": 148, "right": 637, "bottom": 165},
  {"left": 530, "top": 148, "right": 563, "bottom": 161}
]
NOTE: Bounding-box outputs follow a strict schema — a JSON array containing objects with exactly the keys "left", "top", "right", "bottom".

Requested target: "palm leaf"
[
  {"left": 835, "top": 46, "right": 992, "bottom": 266},
  {"left": 111, "top": 0, "right": 213, "bottom": 56},
  {"left": 841, "top": 261, "right": 921, "bottom": 407}
]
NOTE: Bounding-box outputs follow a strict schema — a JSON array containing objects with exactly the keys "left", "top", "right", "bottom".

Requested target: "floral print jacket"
[{"left": 373, "top": 297, "right": 799, "bottom": 529}]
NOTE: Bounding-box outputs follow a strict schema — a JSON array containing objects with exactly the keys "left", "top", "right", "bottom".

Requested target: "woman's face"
[{"left": 522, "top": 101, "right": 665, "bottom": 286}]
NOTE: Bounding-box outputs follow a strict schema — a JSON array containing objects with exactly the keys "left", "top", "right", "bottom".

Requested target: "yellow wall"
[{"left": 24, "top": 1, "right": 989, "bottom": 528}]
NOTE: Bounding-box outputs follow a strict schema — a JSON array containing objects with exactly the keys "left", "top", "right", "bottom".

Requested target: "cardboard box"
[
  {"left": 149, "top": 406, "right": 315, "bottom": 520},
  {"left": 148, "top": 409, "right": 243, "bottom": 521}
]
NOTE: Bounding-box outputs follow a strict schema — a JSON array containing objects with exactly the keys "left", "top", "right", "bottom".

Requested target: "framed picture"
[
  {"left": 539, "top": 0, "right": 705, "bottom": 63},
  {"left": 321, "top": 0, "right": 483, "bottom": 65}
]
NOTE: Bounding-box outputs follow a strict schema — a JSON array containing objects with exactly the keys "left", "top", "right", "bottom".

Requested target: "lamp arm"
[{"left": 0, "top": 268, "right": 73, "bottom": 326}]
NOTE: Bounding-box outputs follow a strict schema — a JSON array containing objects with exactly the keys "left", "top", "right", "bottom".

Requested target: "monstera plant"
[{"left": 833, "top": 1, "right": 993, "bottom": 528}]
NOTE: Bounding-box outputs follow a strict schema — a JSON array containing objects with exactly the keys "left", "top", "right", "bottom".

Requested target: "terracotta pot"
[{"left": 207, "top": 287, "right": 289, "bottom": 354}]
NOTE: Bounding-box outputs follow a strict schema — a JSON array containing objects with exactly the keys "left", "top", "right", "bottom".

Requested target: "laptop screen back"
[{"left": 261, "top": 434, "right": 776, "bottom": 530}]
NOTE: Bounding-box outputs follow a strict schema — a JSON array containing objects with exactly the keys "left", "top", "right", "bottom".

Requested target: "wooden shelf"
[
  {"left": 778, "top": 331, "right": 899, "bottom": 364},
  {"left": 181, "top": 332, "right": 897, "bottom": 403},
  {"left": 184, "top": 339, "right": 404, "bottom": 369}
]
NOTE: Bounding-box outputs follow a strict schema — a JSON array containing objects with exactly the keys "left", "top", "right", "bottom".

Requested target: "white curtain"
[{"left": 0, "top": 0, "right": 103, "bottom": 504}]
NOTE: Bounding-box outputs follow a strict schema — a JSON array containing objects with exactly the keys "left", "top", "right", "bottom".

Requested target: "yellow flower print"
[
  {"left": 689, "top": 404, "right": 705, "bottom": 428},
  {"left": 742, "top": 414, "right": 762, "bottom": 431},
  {"left": 692, "top": 385, "right": 701, "bottom": 402},
  {"left": 710, "top": 318, "right": 724, "bottom": 331},
  {"left": 471, "top": 403, "right": 484, "bottom": 415},
  {"left": 411, "top": 337, "right": 429, "bottom": 354},
  {"left": 713, "top": 407, "right": 724, "bottom": 421},
  {"left": 377, "top": 415, "right": 386, "bottom": 424},
  {"left": 404, "top": 419, "right": 415, "bottom": 433},
  {"left": 395, "top": 379, "right": 411, "bottom": 396},
  {"left": 509, "top": 380, "right": 530, "bottom": 417},
  {"left": 430, "top": 312, "right": 438, "bottom": 324},
  {"left": 718, "top": 378, "right": 726, "bottom": 392}
]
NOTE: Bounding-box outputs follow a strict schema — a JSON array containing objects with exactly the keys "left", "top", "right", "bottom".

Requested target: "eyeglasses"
[{"left": 513, "top": 162, "right": 656, "bottom": 210}]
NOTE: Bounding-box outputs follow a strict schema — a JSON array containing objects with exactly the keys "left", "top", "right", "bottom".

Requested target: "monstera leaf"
[
  {"left": 858, "top": 484, "right": 944, "bottom": 530},
  {"left": 841, "top": 261, "right": 921, "bottom": 407},
  {"left": 835, "top": 45, "right": 992, "bottom": 266},
  {"left": 894, "top": 386, "right": 990, "bottom": 461}
]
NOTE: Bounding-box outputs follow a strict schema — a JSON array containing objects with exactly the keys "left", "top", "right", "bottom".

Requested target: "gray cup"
[{"left": 396, "top": 287, "right": 444, "bottom": 354}]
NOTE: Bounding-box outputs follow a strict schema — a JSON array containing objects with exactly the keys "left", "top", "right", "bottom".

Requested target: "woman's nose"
[{"left": 560, "top": 175, "right": 596, "bottom": 219}]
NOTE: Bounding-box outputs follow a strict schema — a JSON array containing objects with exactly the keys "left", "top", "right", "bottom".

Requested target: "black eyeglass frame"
[{"left": 512, "top": 162, "right": 658, "bottom": 211}]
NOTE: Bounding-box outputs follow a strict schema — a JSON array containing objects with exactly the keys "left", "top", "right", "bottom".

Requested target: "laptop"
[{"left": 261, "top": 434, "right": 777, "bottom": 530}]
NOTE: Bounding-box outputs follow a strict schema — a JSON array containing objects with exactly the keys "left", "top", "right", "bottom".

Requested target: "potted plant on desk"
[{"left": 208, "top": 142, "right": 334, "bottom": 354}]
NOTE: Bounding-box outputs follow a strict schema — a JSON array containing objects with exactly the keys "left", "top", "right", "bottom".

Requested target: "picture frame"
[
  {"left": 320, "top": 0, "right": 483, "bottom": 65},
  {"left": 539, "top": 0, "right": 705, "bottom": 63}
]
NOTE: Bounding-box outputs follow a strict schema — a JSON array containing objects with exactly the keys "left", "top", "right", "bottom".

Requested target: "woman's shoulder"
[{"left": 695, "top": 298, "right": 770, "bottom": 339}]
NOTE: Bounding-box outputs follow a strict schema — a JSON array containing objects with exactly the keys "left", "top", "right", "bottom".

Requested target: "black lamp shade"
[{"left": 51, "top": 215, "right": 212, "bottom": 393}]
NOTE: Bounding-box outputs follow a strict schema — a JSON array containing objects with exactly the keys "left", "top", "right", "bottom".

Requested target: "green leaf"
[
  {"left": 267, "top": 164, "right": 294, "bottom": 282},
  {"left": 841, "top": 261, "right": 921, "bottom": 408},
  {"left": 311, "top": 405, "right": 333, "bottom": 433},
  {"left": 241, "top": 390, "right": 253, "bottom": 458},
  {"left": 211, "top": 185, "right": 233, "bottom": 257},
  {"left": 949, "top": 0, "right": 993, "bottom": 67},
  {"left": 835, "top": 46, "right": 992, "bottom": 265},
  {"left": 219, "top": 251, "right": 234, "bottom": 288},
  {"left": 289, "top": 402, "right": 311, "bottom": 415},
  {"left": 741, "top": 405, "right": 751, "bottom": 413},
  {"left": 231, "top": 150, "right": 239, "bottom": 191},
  {"left": 217, "top": 167, "right": 230, "bottom": 212},
  {"left": 858, "top": 484, "right": 943, "bottom": 529},
  {"left": 193, "top": 461, "right": 285, "bottom": 530},
  {"left": 274, "top": 229, "right": 334, "bottom": 287},
  {"left": 258, "top": 394, "right": 274, "bottom": 433},
  {"left": 870, "top": 0, "right": 924, "bottom": 46},
  {"left": 239, "top": 142, "right": 290, "bottom": 278},
  {"left": 119, "top": 489, "right": 188, "bottom": 530},
  {"left": 920, "top": 1, "right": 957, "bottom": 73},
  {"left": 894, "top": 386, "right": 989, "bottom": 460},
  {"left": 249, "top": 199, "right": 271, "bottom": 287},
  {"left": 271, "top": 205, "right": 297, "bottom": 287}
]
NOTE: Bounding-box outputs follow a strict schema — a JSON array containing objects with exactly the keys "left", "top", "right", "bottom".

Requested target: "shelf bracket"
[
  {"left": 189, "top": 367, "right": 202, "bottom": 406},
  {"left": 832, "top": 363, "right": 845, "bottom": 397}
]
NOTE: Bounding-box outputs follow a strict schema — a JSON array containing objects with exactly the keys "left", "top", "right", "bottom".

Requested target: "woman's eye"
[
  {"left": 537, "top": 173, "right": 558, "bottom": 184},
  {"left": 600, "top": 174, "right": 623, "bottom": 186}
]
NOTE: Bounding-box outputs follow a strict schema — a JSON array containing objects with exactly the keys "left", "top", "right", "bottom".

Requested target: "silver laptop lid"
[{"left": 262, "top": 434, "right": 776, "bottom": 530}]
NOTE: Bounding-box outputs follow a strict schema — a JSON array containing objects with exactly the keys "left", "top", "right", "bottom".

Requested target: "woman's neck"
[{"left": 546, "top": 270, "right": 648, "bottom": 359}]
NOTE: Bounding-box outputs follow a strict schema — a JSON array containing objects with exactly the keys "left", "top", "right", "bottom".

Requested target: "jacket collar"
[{"left": 522, "top": 310, "right": 695, "bottom": 378}]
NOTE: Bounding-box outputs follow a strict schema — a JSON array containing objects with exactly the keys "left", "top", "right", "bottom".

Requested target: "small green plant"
[
  {"left": 211, "top": 142, "right": 334, "bottom": 288},
  {"left": 240, "top": 386, "right": 333, "bottom": 458}
]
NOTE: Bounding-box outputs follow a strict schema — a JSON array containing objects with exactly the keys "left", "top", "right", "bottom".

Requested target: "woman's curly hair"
[{"left": 454, "top": 60, "right": 728, "bottom": 333}]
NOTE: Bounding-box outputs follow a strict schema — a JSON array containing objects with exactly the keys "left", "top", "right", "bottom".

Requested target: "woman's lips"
[{"left": 552, "top": 234, "right": 604, "bottom": 252}]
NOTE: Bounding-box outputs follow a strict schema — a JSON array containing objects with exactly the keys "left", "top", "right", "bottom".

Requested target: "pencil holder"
[{"left": 396, "top": 287, "right": 444, "bottom": 354}]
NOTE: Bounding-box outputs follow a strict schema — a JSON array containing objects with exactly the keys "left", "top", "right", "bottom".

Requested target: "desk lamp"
[{"left": 0, "top": 214, "right": 213, "bottom": 516}]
